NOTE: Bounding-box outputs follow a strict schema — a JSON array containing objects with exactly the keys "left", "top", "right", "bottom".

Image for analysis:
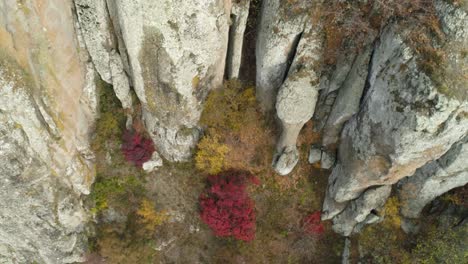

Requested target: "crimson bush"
[
  {"left": 303, "top": 211, "right": 325, "bottom": 235},
  {"left": 121, "top": 130, "right": 155, "bottom": 167},
  {"left": 199, "top": 171, "right": 259, "bottom": 241}
]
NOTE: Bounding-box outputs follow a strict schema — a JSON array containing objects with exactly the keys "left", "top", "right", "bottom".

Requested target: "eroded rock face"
[
  {"left": 398, "top": 136, "right": 468, "bottom": 219},
  {"left": 322, "top": 0, "right": 468, "bottom": 234},
  {"left": 76, "top": 0, "right": 236, "bottom": 162},
  {"left": 256, "top": 1, "right": 323, "bottom": 175},
  {"left": 110, "top": 0, "right": 231, "bottom": 161},
  {"left": 256, "top": 0, "right": 310, "bottom": 112},
  {"left": 0, "top": 0, "right": 96, "bottom": 262},
  {"left": 331, "top": 185, "right": 391, "bottom": 236},
  {"left": 226, "top": 0, "right": 251, "bottom": 79}
]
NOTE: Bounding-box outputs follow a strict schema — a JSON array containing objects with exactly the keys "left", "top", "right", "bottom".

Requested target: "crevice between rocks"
[
  {"left": 224, "top": 14, "right": 237, "bottom": 79},
  {"left": 282, "top": 31, "right": 303, "bottom": 84},
  {"left": 358, "top": 43, "right": 377, "bottom": 109}
]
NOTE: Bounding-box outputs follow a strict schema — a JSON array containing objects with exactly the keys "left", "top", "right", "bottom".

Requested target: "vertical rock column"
[
  {"left": 74, "top": 0, "right": 133, "bottom": 125},
  {"left": 225, "top": 0, "right": 251, "bottom": 79},
  {"left": 256, "top": 0, "right": 323, "bottom": 174},
  {"left": 109, "top": 0, "right": 231, "bottom": 161}
]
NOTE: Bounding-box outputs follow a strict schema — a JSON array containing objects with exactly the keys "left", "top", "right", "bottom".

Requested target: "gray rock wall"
[
  {"left": 0, "top": 0, "right": 97, "bottom": 262},
  {"left": 256, "top": 1, "right": 324, "bottom": 175},
  {"left": 0, "top": 0, "right": 466, "bottom": 261},
  {"left": 321, "top": 0, "right": 468, "bottom": 235},
  {"left": 75, "top": 0, "right": 237, "bottom": 162},
  {"left": 398, "top": 136, "right": 468, "bottom": 219}
]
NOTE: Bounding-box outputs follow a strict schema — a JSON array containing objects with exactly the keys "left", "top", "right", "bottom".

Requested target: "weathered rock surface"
[
  {"left": 331, "top": 185, "right": 391, "bottom": 236},
  {"left": 320, "top": 150, "right": 336, "bottom": 170},
  {"left": 74, "top": 0, "right": 133, "bottom": 114},
  {"left": 109, "top": 0, "right": 231, "bottom": 162},
  {"left": 322, "top": 0, "right": 468, "bottom": 231},
  {"left": 0, "top": 0, "right": 96, "bottom": 262},
  {"left": 272, "top": 146, "right": 299, "bottom": 175},
  {"left": 225, "top": 0, "right": 250, "bottom": 79},
  {"left": 308, "top": 144, "right": 322, "bottom": 164},
  {"left": 398, "top": 136, "right": 468, "bottom": 219},
  {"left": 256, "top": 1, "right": 323, "bottom": 175},
  {"left": 256, "top": 0, "right": 311, "bottom": 112},
  {"left": 322, "top": 46, "right": 372, "bottom": 147}
]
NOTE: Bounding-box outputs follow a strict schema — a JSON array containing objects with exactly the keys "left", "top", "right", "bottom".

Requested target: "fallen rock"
[
  {"left": 321, "top": 150, "right": 336, "bottom": 169},
  {"left": 273, "top": 146, "right": 299, "bottom": 176},
  {"left": 308, "top": 145, "right": 322, "bottom": 164},
  {"left": 142, "top": 152, "right": 164, "bottom": 172}
]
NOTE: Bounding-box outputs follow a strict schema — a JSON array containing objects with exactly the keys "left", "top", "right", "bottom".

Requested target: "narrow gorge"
[{"left": 0, "top": 0, "right": 466, "bottom": 263}]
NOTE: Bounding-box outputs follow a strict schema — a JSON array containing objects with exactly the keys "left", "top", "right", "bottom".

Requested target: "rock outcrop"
[
  {"left": 321, "top": 0, "right": 468, "bottom": 235},
  {"left": 0, "top": 0, "right": 466, "bottom": 261},
  {"left": 256, "top": 0, "right": 323, "bottom": 175},
  {"left": 1, "top": 0, "right": 247, "bottom": 261},
  {"left": 398, "top": 136, "right": 468, "bottom": 219},
  {"left": 75, "top": 0, "right": 234, "bottom": 162},
  {"left": 0, "top": 0, "right": 96, "bottom": 262}
]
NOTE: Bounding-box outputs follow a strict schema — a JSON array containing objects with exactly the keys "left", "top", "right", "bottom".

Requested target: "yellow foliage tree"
[
  {"left": 136, "top": 199, "right": 168, "bottom": 232},
  {"left": 195, "top": 133, "right": 230, "bottom": 174},
  {"left": 196, "top": 80, "right": 274, "bottom": 174},
  {"left": 383, "top": 196, "right": 401, "bottom": 229}
]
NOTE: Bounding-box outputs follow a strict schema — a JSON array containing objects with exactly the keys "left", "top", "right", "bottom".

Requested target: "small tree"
[
  {"left": 199, "top": 170, "right": 259, "bottom": 241},
  {"left": 136, "top": 198, "right": 168, "bottom": 232},
  {"left": 121, "top": 130, "right": 155, "bottom": 167},
  {"left": 303, "top": 211, "right": 325, "bottom": 235}
]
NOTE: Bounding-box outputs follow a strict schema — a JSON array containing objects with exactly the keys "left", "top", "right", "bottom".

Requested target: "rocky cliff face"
[
  {"left": 0, "top": 0, "right": 96, "bottom": 262},
  {"left": 0, "top": 0, "right": 466, "bottom": 262},
  {"left": 320, "top": 0, "right": 468, "bottom": 235},
  {"left": 75, "top": 0, "right": 238, "bottom": 162}
]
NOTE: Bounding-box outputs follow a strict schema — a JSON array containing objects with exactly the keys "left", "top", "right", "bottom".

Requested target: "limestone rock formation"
[
  {"left": 256, "top": 0, "right": 323, "bottom": 175},
  {"left": 226, "top": 0, "right": 251, "bottom": 79},
  {"left": 322, "top": 0, "right": 468, "bottom": 234},
  {"left": 0, "top": 0, "right": 96, "bottom": 262},
  {"left": 398, "top": 136, "right": 468, "bottom": 219},
  {"left": 75, "top": 0, "right": 234, "bottom": 162},
  {"left": 0, "top": 0, "right": 467, "bottom": 261}
]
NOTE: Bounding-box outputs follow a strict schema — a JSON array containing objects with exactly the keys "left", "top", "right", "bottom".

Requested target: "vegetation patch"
[{"left": 199, "top": 170, "right": 259, "bottom": 241}]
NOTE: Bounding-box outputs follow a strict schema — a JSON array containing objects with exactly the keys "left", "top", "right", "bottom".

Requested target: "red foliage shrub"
[
  {"left": 121, "top": 130, "right": 155, "bottom": 167},
  {"left": 199, "top": 171, "right": 259, "bottom": 241},
  {"left": 304, "top": 211, "right": 325, "bottom": 235}
]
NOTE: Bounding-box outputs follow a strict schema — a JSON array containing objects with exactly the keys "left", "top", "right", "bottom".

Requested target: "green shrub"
[
  {"left": 411, "top": 226, "right": 468, "bottom": 264},
  {"left": 90, "top": 175, "right": 143, "bottom": 214}
]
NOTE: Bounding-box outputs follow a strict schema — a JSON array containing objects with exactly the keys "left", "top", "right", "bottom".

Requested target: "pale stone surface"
[
  {"left": 273, "top": 146, "right": 299, "bottom": 176},
  {"left": 111, "top": 0, "right": 230, "bottom": 161},
  {"left": 255, "top": 0, "right": 308, "bottom": 111},
  {"left": 322, "top": 1, "right": 468, "bottom": 231},
  {"left": 331, "top": 186, "right": 391, "bottom": 236},
  {"left": 272, "top": 24, "right": 322, "bottom": 174},
  {"left": 322, "top": 46, "right": 372, "bottom": 147},
  {"left": 342, "top": 238, "right": 351, "bottom": 264},
  {"left": 327, "top": 24, "right": 467, "bottom": 204},
  {"left": 226, "top": 0, "right": 250, "bottom": 79},
  {"left": 0, "top": 0, "right": 96, "bottom": 261},
  {"left": 320, "top": 150, "right": 336, "bottom": 169},
  {"left": 398, "top": 136, "right": 468, "bottom": 219},
  {"left": 256, "top": 1, "right": 323, "bottom": 174},
  {"left": 308, "top": 145, "right": 322, "bottom": 164},
  {"left": 74, "top": 0, "right": 133, "bottom": 112},
  {"left": 142, "top": 151, "right": 164, "bottom": 172}
]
